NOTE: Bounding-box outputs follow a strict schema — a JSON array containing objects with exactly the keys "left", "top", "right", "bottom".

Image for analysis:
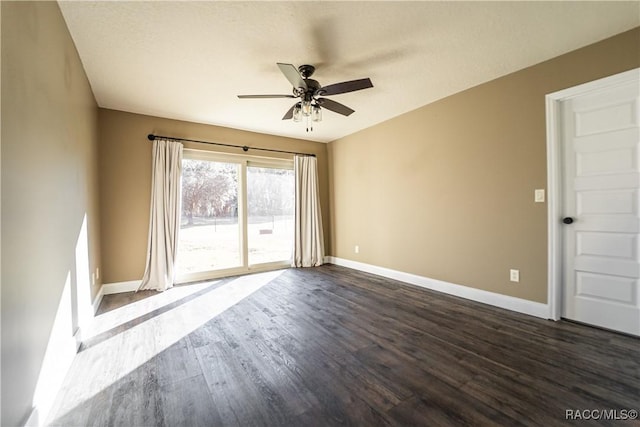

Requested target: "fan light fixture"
[
  {"left": 293, "top": 103, "right": 302, "bottom": 122},
  {"left": 312, "top": 105, "right": 322, "bottom": 122},
  {"left": 302, "top": 100, "right": 312, "bottom": 116},
  {"left": 294, "top": 101, "right": 322, "bottom": 130}
]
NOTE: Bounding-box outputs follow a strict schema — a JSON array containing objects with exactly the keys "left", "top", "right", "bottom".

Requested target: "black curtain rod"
[{"left": 147, "top": 134, "right": 316, "bottom": 157}]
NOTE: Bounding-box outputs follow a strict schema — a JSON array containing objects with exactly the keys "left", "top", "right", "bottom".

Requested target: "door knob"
[{"left": 562, "top": 217, "right": 574, "bottom": 224}]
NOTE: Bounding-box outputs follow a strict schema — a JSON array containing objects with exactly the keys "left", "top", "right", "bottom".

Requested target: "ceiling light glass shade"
[
  {"left": 293, "top": 103, "right": 302, "bottom": 122},
  {"left": 302, "top": 100, "right": 312, "bottom": 117},
  {"left": 312, "top": 105, "right": 322, "bottom": 122}
]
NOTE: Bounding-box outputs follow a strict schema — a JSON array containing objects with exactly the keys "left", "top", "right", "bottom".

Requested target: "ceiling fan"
[{"left": 237, "top": 63, "right": 373, "bottom": 131}]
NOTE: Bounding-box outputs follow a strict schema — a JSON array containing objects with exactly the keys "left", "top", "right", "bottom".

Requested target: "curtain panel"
[
  {"left": 139, "top": 138, "right": 183, "bottom": 291},
  {"left": 292, "top": 155, "right": 325, "bottom": 267}
]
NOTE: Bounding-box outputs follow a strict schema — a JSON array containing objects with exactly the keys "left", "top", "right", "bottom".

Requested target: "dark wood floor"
[{"left": 48, "top": 265, "right": 639, "bottom": 426}]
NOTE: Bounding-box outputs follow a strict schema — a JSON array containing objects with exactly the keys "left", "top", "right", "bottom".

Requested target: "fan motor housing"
[
  {"left": 298, "top": 64, "right": 316, "bottom": 78},
  {"left": 293, "top": 78, "right": 321, "bottom": 99},
  {"left": 305, "top": 79, "right": 321, "bottom": 91}
]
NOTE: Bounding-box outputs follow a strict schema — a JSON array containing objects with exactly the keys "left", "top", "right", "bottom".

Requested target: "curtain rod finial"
[{"left": 147, "top": 134, "right": 156, "bottom": 141}]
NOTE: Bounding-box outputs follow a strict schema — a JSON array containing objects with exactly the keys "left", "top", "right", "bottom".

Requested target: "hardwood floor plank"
[
  {"left": 387, "top": 392, "right": 522, "bottom": 427},
  {"left": 193, "top": 343, "right": 245, "bottom": 426},
  {"left": 195, "top": 339, "right": 298, "bottom": 426},
  {"left": 107, "top": 362, "right": 165, "bottom": 427},
  {"left": 275, "top": 332, "right": 406, "bottom": 414},
  {"left": 154, "top": 337, "right": 202, "bottom": 387},
  {"left": 215, "top": 312, "right": 319, "bottom": 417},
  {"left": 159, "top": 374, "right": 222, "bottom": 427},
  {"left": 271, "top": 333, "right": 395, "bottom": 426},
  {"left": 46, "top": 265, "right": 640, "bottom": 426}
]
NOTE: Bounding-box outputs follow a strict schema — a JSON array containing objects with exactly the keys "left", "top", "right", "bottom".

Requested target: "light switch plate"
[{"left": 535, "top": 189, "right": 545, "bottom": 203}]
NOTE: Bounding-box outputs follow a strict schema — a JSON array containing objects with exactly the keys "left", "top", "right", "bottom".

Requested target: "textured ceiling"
[{"left": 58, "top": 1, "right": 639, "bottom": 143}]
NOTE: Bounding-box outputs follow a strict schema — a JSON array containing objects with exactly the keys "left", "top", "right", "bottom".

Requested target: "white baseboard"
[
  {"left": 92, "top": 285, "right": 105, "bottom": 314},
  {"left": 326, "top": 256, "right": 550, "bottom": 319},
  {"left": 102, "top": 280, "right": 142, "bottom": 295}
]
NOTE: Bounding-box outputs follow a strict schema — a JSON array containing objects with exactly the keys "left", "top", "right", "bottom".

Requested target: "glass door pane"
[
  {"left": 177, "top": 159, "right": 240, "bottom": 275},
  {"left": 247, "top": 166, "right": 294, "bottom": 265}
]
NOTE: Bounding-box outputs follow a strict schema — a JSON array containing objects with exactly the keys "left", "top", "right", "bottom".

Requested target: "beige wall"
[
  {"left": 1, "top": 2, "right": 101, "bottom": 426},
  {"left": 328, "top": 28, "right": 640, "bottom": 304},
  {"left": 98, "top": 109, "right": 329, "bottom": 283}
]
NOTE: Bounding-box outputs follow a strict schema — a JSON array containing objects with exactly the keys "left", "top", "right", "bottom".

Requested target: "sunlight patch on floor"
[
  {"left": 49, "top": 269, "right": 285, "bottom": 421},
  {"left": 86, "top": 280, "right": 219, "bottom": 339}
]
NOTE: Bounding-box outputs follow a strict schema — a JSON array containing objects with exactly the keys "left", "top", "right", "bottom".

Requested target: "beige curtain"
[
  {"left": 292, "top": 155, "right": 325, "bottom": 267},
  {"left": 139, "top": 139, "right": 183, "bottom": 291}
]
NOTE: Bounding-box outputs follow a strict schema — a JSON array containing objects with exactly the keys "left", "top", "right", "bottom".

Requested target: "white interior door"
[{"left": 561, "top": 76, "right": 640, "bottom": 336}]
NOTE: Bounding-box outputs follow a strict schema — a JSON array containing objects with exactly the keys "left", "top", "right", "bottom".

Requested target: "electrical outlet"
[
  {"left": 510, "top": 269, "right": 520, "bottom": 283},
  {"left": 354, "top": 245, "right": 360, "bottom": 254},
  {"left": 96, "top": 267, "right": 100, "bottom": 280}
]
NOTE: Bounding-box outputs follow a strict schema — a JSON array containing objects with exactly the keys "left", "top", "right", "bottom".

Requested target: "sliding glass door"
[
  {"left": 247, "top": 166, "right": 295, "bottom": 265},
  {"left": 177, "top": 159, "right": 240, "bottom": 275},
  {"left": 176, "top": 150, "right": 293, "bottom": 282}
]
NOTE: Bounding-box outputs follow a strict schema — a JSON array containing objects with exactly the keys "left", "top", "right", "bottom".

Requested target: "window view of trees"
[
  {"left": 181, "top": 160, "right": 238, "bottom": 225},
  {"left": 247, "top": 167, "right": 294, "bottom": 218},
  {"left": 247, "top": 167, "right": 294, "bottom": 265},
  {"left": 176, "top": 158, "right": 295, "bottom": 277},
  {"left": 178, "top": 160, "right": 240, "bottom": 274}
]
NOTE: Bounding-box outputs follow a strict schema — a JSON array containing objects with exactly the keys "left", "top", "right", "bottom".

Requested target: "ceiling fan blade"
[
  {"left": 277, "top": 63, "right": 307, "bottom": 90},
  {"left": 237, "top": 94, "right": 295, "bottom": 99},
  {"left": 320, "top": 78, "right": 373, "bottom": 96},
  {"left": 282, "top": 103, "right": 297, "bottom": 120},
  {"left": 317, "top": 98, "right": 355, "bottom": 116}
]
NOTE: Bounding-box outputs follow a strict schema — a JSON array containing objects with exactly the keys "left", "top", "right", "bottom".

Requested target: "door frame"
[
  {"left": 545, "top": 68, "right": 640, "bottom": 320},
  {"left": 176, "top": 148, "right": 294, "bottom": 284}
]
